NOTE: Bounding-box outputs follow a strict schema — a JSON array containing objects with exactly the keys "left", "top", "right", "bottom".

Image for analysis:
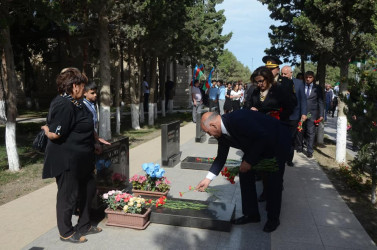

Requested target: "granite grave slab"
[
  {"left": 161, "top": 121, "right": 182, "bottom": 167},
  {"left": 150, "top": 199, "right": 235, "bottom": 232},
  {"left": 181, "top": 156, "right": 241, "bottom": 171}
]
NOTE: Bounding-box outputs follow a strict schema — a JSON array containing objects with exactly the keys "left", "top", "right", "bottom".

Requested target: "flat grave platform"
[
  {"left": 150, "top": 199, "right": 235, "bottom": 232},
  {"left": 181, "top": 156, "right": 241, "bottom": 171}
]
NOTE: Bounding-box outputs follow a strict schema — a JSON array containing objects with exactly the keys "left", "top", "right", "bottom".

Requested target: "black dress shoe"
[
  {"left": 263, "top": 220, "right": 280, "bottom": 233},
  {"left": 287, "top": 161, "right": 294, "bottom": 167},
  {"left": 60, "top": 232, "right": 87, "bottom": 243},
  {"left": 232, "top": 215, "right": 261, "bottom": 225},
  {"left": 306, "top": 153, "right": 313, "bottom": 158},
  {"left": 296, "top": 149, "right": 303, "bottom": 153}
]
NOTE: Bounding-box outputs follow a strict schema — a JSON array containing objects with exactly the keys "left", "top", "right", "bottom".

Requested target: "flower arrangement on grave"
[
  {"left": 178, "top": 185, "right": 217, "bottom": 198},
  {"left": 153, "top": 196, "right": 208, "bottom": 210},
  {"left": 102, "top": 190, "right": 150, "bottom": 214},
  {"left": 129, "top": 163, "right": 171, "bottom": 193},
  {"left": 221, "top": 158, "right": 279, "bottom": 184}
]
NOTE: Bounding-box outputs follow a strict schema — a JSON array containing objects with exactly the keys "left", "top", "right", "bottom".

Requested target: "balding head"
[
  {"left": 281, "top": 66, "right": 293, "bottom": 79},
  {"left": 201, "top": 112, "right": 222, "bottom": 138}
]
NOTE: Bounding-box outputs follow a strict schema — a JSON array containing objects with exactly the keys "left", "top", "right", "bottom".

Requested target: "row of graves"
[{"left": 94, "top": 112, "right": 239, "bottom": 231}]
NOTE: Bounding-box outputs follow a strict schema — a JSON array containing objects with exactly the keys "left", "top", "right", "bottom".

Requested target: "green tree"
[
  {"left": 345, "top": 59, "right": 377, "bottom": 203},
  {"left": 217, "top": 49, "right": 251, "bottom": 82}
]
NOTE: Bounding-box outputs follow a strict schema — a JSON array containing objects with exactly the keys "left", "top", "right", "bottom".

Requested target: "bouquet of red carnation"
[
  {"left": 314, "top": 119, "right": 321, "bottom": 126},
  {"left": 220, "top": 167, "right": 238, "bottom": 184},
  {"left": 267, "top": 108, "right": 283, "bottom": 120},
  {"left": 297, "top": 113, "right": 312, "bottom": 132},
  {"left": 221, "top": 158, "right": 279, "bottom": 184},
  {"left": 297, "top": 120, "right": 303, "bottom": 132}
]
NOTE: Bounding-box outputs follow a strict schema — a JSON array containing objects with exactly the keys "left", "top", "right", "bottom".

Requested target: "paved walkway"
[{"left": 1, "top": 120, "right": 376, "bottom": 249}]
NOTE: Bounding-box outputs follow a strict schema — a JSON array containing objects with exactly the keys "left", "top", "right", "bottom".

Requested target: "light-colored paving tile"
[
  {"left": 307, "top": 197, "right": 352, "bottom": 213},
  {"left": 271, "top": 240, "right": 325, "bottom": 250},
  {"left": 271, "top": 224, "right": 322, "bottom": 245},
  {"left": 318, "top": 226, "right": 377, "bottom": 249},
  {"left": 312, "top": 210, "right": 364, "bottom": 230}
]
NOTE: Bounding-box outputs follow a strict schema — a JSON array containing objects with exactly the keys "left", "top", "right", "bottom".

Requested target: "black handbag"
[{"left": 33, "top": 130, "right": 47, "bottom": 152}]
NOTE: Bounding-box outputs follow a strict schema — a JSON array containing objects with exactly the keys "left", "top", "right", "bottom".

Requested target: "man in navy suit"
[
  {"left": 297, "top": 71, "right": 324, "bottom": 158},
  {"left": 196, "top": 110, "right": 291, "bottom": 232},
  {"left": 281, "top": 66, "right": 307, "bottom": 166}
]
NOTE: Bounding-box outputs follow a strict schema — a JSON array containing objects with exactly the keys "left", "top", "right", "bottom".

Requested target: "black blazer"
[
  {"left": 306, "top": 83, "right": 324, "bottom": 120},
  {"left": 209, "top": 109, "right": 291, "bottom": 176}
]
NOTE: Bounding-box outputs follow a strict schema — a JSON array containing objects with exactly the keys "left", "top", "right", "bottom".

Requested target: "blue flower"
[
  {"left": 104, "top": 159, "right": 111, "bottom": 168},
  {"left": 154, "top": 163, "right": 160, "bottom": 172},
  {"left": 142, "top": 163, "right": 149, "bottom": 172},
  {"left": 155, "top": 168, "right": 165, "bottom": 178}
]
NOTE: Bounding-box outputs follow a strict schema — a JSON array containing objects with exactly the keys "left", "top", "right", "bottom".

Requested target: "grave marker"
[
  {"left": 195, "top": 112, "right": 206, "bottom": 143},
  {"left": 161, "top": 121, "right": 182, "bottom": 167}
]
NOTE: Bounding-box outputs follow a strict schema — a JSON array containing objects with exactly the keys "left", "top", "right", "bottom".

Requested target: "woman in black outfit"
[
  {"left": 223, "top": 82, "right": 233, "bottom": 113},
  {"left": 246, "top": 66, "right": 285, "bottom": 202},
  {"left": 42, "top": 68, "right": 102, "bottom": 243}
]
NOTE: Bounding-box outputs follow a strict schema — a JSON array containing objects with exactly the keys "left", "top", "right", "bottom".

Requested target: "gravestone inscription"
[
  {"left": 161, "top": 121, "right": 182, "bottom": 167},
  {"left": 181, "top": 156, "right": 241, "bottom": 171}
]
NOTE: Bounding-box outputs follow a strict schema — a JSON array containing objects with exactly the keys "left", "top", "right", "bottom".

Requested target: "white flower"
[
  {"left": 103, "top": 194, "right": 109, "bottom": 199},
  {"left": 123, "top": 205, "right": 128, "bottom": 212}
]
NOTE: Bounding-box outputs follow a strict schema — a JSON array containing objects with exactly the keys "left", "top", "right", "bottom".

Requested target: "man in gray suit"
[{"left": 297, "top": 71, "right": 324, "bottom": 158}]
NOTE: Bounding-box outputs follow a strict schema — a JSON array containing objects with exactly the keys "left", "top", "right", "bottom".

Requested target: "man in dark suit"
[
  {"left": 297, "top": 71, "right": 324, "bottom": 158},
  {"left": 196, "top": 110, "right": 291, "bottom": 232},
  {"left": 281, "top": 66, "right": 307, "bottom": 166}
]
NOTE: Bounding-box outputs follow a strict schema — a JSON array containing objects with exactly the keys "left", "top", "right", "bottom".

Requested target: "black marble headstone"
[
  {"left": 195, "top": 112, "right": 207, "bottom": 143},
  {"left": 150, "top": 199, "right": 235, "bottom": 232},
  {"left": 161, "top": 121, "right": 182, "bottom": 167},
  {"left": 181, "top": 156, "right": 241, "bottom": 171}
]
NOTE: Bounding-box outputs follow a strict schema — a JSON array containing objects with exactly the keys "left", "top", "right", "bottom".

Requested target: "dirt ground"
[{"left": 314, "top": 140, "right": 377, "bottom": 244}]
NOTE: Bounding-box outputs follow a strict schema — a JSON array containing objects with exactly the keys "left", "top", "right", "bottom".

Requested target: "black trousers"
[
  {"left": 144, "top": 93, "right": 149, "bottom": 112},
  {"left": 56, "top": 170, "right": 96, "bottom": 238},
  {"left": 287, "top": 119, "right": 299, "bottom": 163},
  {"left": 239, "top": 160, "right": 284, "bottom": 222}
]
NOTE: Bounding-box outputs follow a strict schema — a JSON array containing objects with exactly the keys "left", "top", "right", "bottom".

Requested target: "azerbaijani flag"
[
  {"left": 195, "top": 64, "right": 204, "bottom": 80},
  {"left": 202, "top": 67, "right": 214, "bottom": 91},
  {"left": 191, "top": 64, "right": 198, "bottom": 86}
]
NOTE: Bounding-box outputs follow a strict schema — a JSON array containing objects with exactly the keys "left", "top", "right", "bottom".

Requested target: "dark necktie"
[{"left": 306, "top": 85, "right": 311, "bottom": 97}]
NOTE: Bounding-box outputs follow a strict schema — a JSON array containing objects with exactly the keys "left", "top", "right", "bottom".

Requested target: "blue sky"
[{"left": 217, "top": 0, "right": 279, "bottom": 72}]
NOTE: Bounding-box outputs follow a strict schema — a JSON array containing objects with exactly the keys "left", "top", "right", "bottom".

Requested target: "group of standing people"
[{"left": 196, "top": 55, "right": 327, "bottom": 233}]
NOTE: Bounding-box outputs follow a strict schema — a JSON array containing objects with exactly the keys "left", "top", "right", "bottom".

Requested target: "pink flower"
[
  {"left": 155, "top": 180, "right": 162, "bottom": 186},
  {"left": 115, "top": 195, "right": 121, "bottom": 202},
  {"left": 164, "top": 179, "right": 171, "bottom": 185}
]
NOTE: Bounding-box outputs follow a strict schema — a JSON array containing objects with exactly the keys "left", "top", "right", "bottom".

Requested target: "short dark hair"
[
  {"left": 85, "top": 82, "right": 97, "bottom": 92},
  {"left": 56, "top": 67, "right": 88, "bottom": 94},
  {"left": 305, "top": 71, "right": 315, "bottom": 77}
]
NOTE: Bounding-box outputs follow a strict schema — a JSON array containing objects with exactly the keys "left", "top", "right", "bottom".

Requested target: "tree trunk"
[
  {"left": 0, "top": 50, "right": 7, "bottom": 124},
  {"left": 129, "top": 43, "right": 141, "bottom": 129},
  {"left": 371, "top": 172, "right": 376, "bottom": 204},
  {"left": 98, "top": 6, "right": 112, "bottom": 140},
  {"left": 158, "top": 57, "right": 166, "bottom": 117},
  {"left": 148, "top": 56, "right": 157, "bottom": 126},
  {"left": 1, "top": 26, "right": 20, "bottom": 171},
  {"left": 114, "top": 48, "right": 121, "bottom": 135},
  {"left": 335, "top": 60, "right": 349, "bottom": 163},
  {"left": 300, "top": 54, "right": 305, "bottom": 74}
]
